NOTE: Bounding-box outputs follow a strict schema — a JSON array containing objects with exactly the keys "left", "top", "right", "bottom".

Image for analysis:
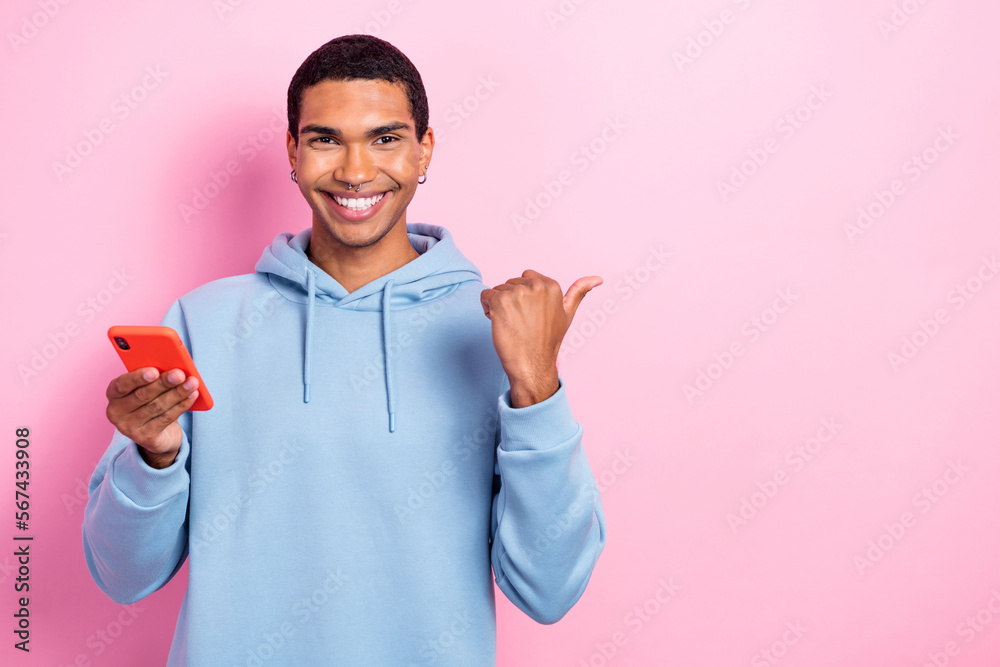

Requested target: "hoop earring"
[
  {"left": 290, "top": 170, "right": 297, "bottom": 183},
  {"left": 418, "top": 163, "right": 429, "bottom": 185}
]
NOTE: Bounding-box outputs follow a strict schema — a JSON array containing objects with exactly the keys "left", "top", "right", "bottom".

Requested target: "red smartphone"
[{"left": 107, "top": 325, "right": 214, "bottom": 411}]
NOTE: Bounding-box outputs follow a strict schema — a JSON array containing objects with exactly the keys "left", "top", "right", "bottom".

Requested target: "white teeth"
[{"left": 333, "top": 192, "right": 385, "bottom": 210}]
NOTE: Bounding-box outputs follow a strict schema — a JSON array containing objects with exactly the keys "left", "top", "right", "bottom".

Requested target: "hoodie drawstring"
[
  {"left": 303, "top": 269, "right": 315, "bottom": 403},
  {"left": 300, "top": 269, "right": 397, "bottom": 434},
  {"left": 382, "top": 279, "right": 396, "bottom": 433}
]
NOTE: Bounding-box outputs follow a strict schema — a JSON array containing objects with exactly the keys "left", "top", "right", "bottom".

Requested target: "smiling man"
[
  {"left": 83, "top": 34, "right": 606, "bottom": 666},
  {"left": 293, "top": 76, "right": 425, "bottom": 296}
]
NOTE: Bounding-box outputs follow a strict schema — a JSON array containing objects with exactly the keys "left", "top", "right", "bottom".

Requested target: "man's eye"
[
  {"left": 375, "top": 136, "right": 397, "bottom": 145},
  {"left": 311, "top": 137, "right": 336, "bottom": 145}
]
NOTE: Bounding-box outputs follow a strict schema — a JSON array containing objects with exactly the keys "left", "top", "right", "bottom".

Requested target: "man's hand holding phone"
[
  {"left": 105, "top": 325, "right": 213, "bottom": 470},
  {"left": 105, "top": 368, "right": 200, "bottom": 469}
]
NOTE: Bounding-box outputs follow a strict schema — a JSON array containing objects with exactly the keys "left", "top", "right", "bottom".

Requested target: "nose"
[{"left": 335, "top": 144, "right": 377, "bottom": 189}]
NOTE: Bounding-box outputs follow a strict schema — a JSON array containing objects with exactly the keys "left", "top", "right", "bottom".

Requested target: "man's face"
[{"left": 287, "top": 78, "right": 433, "bottom": 249}]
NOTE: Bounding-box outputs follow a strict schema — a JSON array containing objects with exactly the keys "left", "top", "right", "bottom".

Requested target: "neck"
[{"left": 306, "top": 219, "right": 420, "bottom": 293}]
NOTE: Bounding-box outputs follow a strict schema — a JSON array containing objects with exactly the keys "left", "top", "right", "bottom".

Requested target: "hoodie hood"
[{"left": 254, "top": 222, "right": 483, "bottom": 432}]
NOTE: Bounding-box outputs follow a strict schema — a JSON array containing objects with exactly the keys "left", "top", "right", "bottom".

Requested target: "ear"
[
  {"left": 286, "top": 130, "right": 297, "bottom": 170},
  {"left": 419, "top": 126, "right": 435, "bottom": 167}
]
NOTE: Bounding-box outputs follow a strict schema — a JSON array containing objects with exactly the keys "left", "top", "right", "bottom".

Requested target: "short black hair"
[{"left": 287, "top": 34, "right": 429, "bottom": 145}]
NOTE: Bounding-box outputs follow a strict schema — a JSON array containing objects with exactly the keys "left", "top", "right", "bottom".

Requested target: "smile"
[
  {"left": 323, "top": 189, "right": 392, "bottom": 221},
  {"left": 331, "top": 192, "right": 386, "bottom": 211}
]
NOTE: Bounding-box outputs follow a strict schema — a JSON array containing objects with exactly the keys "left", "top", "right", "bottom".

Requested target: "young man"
[{"left": 83, "top": 34, "right": 606, "bottom": 666}]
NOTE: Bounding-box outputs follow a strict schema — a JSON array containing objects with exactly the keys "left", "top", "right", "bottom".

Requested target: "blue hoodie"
[{"left": 82, "top": 223, "right": 606, "bottom": 666}]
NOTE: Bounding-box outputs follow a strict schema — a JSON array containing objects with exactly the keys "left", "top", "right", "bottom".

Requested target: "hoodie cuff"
[
  {"left": 110, "top": 431, "right": 191, "bottom": 508},
  {"left": 498, "top": 377, "right": 580, "bottom": 452}
]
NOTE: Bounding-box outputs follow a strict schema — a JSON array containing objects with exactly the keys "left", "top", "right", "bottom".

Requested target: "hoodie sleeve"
[
  {"left": 81, "top": 300, "right": 193, "bottom": 605},
  {"left": 489, "top": 373, "right": 607, "bottom": 624}
]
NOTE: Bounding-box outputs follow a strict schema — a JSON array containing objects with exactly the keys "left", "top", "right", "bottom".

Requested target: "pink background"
[{"left": 3, "top": 0, "right": 1000, "bottom": 665}]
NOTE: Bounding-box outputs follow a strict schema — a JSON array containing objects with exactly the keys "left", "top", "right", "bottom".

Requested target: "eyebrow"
[{"left": 300, "top": 121, "right": 410, "bottom": 138}]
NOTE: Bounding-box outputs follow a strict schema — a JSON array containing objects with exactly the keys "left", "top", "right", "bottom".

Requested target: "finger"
[
  {"left": 504, "top": 270, "right": 553, "bottom": 287},
  {"left": 562, "top": 275, "right": 604, "bottom": 323},
  {"left": 134, "top": 378, "right": 198, "bottom": 429},
  {"left": 106, "top": 367, "right": 160, "bottom": 400},
  {"left": 141, "top": 389, "right": 199, "bottom": 433},
  {"left": 494, "top": 268, "right": 553, "bottom": 290},
  {"left": 480, "top": 288, "right": 494, "bottom": 319},
  {"left": 489, "top": 279, "right": 527, "bottom": 291},
  {"left": 491, "top": 275, "right": 551, "bottom": 292},
  {"left": 521, "top": 269, "right": 550, "bottom": 280},
  {"left": 481, "top": 281, "right": 531, "bottom": 317},
  {"left": 118, "top": 368, "right": 189, "bottom": 415}
]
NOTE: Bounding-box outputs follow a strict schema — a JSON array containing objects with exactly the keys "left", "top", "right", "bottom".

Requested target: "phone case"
[{"left": 107, "top": 325, "right": 214, "bottom": 411}]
